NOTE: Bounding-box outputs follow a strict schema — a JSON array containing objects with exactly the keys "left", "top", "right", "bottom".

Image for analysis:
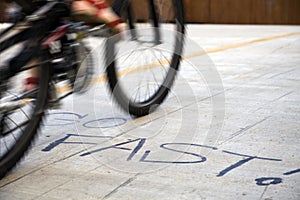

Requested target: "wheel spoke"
[{"left": 106, "top": 0, "right": 184, "bottom": 116}]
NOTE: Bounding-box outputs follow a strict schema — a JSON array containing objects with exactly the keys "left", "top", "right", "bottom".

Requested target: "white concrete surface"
[{"left": 0, "top": 24, "right": 300, "bottom": 200}]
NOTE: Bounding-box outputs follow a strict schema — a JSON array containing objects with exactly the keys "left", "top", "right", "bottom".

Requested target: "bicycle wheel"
[
  {"left": 106, "top": 0, "right": 185, "bottom": 116},
  {"left": 0, "top": 48, "right": 50, "bottom": 179}
]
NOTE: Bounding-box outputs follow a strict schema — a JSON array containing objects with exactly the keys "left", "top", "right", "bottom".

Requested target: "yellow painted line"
[
  {"left": 99, "top": 31, "right": 300, "bottom": 82},
  {"left": 58, "top": 31, "right": 300, "bottom": 92},
  {"left": 185, "top": 32, "right": 300, "bottom": 59}
]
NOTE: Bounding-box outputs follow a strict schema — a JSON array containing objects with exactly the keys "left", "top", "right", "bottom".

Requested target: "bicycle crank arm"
[{"left": 0, "top": 99, "right": 33, "bottom": 113}]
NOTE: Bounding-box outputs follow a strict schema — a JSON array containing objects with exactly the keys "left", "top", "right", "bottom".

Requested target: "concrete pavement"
[{"left": 0, "top": 24, "right": 300, "bottom": 200}]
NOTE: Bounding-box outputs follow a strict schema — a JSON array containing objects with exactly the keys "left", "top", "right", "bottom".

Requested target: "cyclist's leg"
[
  {"left": 23, "top": 60, "right": 39, "bottom": 92},
  {"left": 72, "top": 0, "right": 124, "bottom": 33}
]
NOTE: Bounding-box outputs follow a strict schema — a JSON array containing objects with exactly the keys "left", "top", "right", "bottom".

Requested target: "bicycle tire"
[
  {"left": 0, "top": 53, "right": 50, "bottom": 179},
  {"left": 106, "top": 0, "right": 185, "bottom": 116}
]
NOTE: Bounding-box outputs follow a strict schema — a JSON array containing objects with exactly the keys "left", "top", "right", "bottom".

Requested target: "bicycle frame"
[
  {"left": 0, "top": 0, "right": 162, "bottom": 82},
  {"left": 0, "top": 2, "right": 70, "bottom": 80},
  {"left": 0, "top": 0, "right": 128, "bottom": 110}
]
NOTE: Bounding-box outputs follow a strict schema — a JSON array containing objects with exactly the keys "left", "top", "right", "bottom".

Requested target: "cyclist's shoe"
[
  {"left": 23, "top": 77, "right": 39, "bottom": 96},
  {"left": 21, "top": 78, "right": 62, "bottom": 109}
]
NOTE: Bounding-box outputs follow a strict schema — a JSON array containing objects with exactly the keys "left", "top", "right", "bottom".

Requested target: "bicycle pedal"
[{"left": 47, "top": 83, "right": 62, "bottom": 110}]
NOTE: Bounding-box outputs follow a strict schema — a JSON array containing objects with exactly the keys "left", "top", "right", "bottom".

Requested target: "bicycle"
[{"left": 0, "top": 0, "right": 185, "bottom": 178}]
